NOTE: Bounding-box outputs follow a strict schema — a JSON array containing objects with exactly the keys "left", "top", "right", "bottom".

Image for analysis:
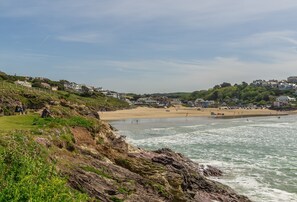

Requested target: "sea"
[{"left": 110, "top": 115, "right": 297, "bottom": 202}]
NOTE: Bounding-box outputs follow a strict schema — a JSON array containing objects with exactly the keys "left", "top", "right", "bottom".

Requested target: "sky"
[{"left": 1, "top": 0, "right": 297, "bottom": 93}]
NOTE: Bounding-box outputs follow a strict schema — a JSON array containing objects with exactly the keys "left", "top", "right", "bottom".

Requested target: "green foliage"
[
  {"left": 150, "top": 183, "right": 169, "bottom": 198},
  {"left": 33, "top": 116, "right": 94, "bottom": 129},
  {"left": 189, "top": 83, "right": 297, "bottom": 106},
  {"left": 0, "top": 133, "right": 89, "bottom": 201},
  {"left": 115, "top": 158, "right": 131, "bottom": 169},
  {"left": 110, "top": 197, "right": 124, "bottom": 202}
]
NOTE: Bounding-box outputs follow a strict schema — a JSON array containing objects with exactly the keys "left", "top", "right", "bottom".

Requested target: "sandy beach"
[{"left": 100, "top": 106, "right": 290, "bottom": 121}]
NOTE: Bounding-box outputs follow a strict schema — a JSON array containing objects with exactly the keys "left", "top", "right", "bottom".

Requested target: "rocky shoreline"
[{"left": 51, "top": 121, "right": 251, "bottom": 202}]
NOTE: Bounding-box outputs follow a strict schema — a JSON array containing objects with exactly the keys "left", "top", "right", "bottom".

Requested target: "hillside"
[
  {"left": 146, "top": 82, "right": 297, "bottom": 107},
  {"left": 0, "top": 81, "right": 251, "bottom": 201},
  {"left": 0, "top": 80, "right": 129, "bottom": 116}
]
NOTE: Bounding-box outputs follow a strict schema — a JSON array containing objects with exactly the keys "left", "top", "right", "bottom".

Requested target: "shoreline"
[
  {"left": 213, "top": 113, "right": 289, "bottom": 119},
  {"left": 100, "top": 106, "right": 291, "bottom": 121}
]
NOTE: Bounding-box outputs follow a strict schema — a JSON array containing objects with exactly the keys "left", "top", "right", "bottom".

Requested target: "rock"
[
  {"left": 200, "top": 165, "right": 223, "bottom": 177},
  {"left": 35, "top": 137, "right": 51, "bottom": 148},
  {"left": 40, "top": 122, "right": 252, "bottom": 201}
]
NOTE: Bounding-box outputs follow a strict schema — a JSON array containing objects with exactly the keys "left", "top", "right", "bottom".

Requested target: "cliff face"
[{"left": 45, "top": 122, "right": 250, "bottom": 202}]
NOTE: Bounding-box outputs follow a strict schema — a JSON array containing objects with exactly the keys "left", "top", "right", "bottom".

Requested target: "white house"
[
  {"left": 288, "top": 76, "right": 297, "bottom": 83},
  {"left": 276, "top": 96, "right": 296, "bottom": 103},
  {"left": 194, "top": 98, "right": 215, "bottom": 108},
  {"left": 41, "top": 82, "right": 51, "bottom": 89},
  {"left": 135, "top": 97, "right": 158, "bottom": 105},
  {"left": 14, "top": 80, "right": 32, "bottom": 88},
  {"left": 51, "top": 86, "right": 59, "bottom": 91}
]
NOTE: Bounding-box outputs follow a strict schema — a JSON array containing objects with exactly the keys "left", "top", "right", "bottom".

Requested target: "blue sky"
[{"left": 1, "top": 0, "right": 297, "bottom": 93}]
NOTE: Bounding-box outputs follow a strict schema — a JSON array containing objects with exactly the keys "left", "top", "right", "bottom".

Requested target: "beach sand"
[{"left": 100, "top": 106, "right": 290, "bottom": 121}]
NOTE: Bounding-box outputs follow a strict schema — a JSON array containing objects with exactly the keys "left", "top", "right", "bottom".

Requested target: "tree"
[{"left": 220, "top": 82, "right": 231, "bottom": 88}]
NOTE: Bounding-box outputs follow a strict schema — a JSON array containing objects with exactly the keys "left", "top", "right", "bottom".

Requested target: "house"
[
  {"left": 276, "top": 96, "right": 296, "bottom": 103},
  {"left": 64, "top": 82, "right": 82, "bottom": 92},
  {"left": 252, "top": 80, "right": 267, "bottom": 86},
  {"left": 194, "top": 98, "right": 204, "bottom": 106},
  {"left": 278, "top": 82, "right": 296, "bottom": 91},
  {"left": 14, "top": 80, "right": 32, "bottom": 88},
  {"left": 41, "top": 82, "right": 51, "bottom": 89},
  {"left": 82, "top": 85, "right": 94, "bottom": 93},
  {"left": 170, "top": 99, "right": 182, "bottom": 106},
  {"left": 267, "top": 80, "right": 279, "bottom": 88},
  {"left": 94, "top": 87, "right": 103, "bottom": 92},
  {"left": 288, "top": 76, "right": 297, "bottom": 83},
  {"left": 51, "top": 86, "right": 58, "bottom": 91},
  {"left": 187, "top": 101, "right": 195, "bottom": 107},
  {"left": 194, "top": 98, "right": 215, "bottom": 108},
  {"left": 135, "top": 97, "right": 159, "bottom": 106}
]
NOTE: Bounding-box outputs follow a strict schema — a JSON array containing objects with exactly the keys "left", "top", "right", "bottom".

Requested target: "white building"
[
  {"left": 288, "top": 76, "right": 297, "bottom": 83},
  {"left": 14, "top": 80, "right": 32, "bottom": 88},
  {"left": 41, "top": 82, "right": 51, "bottom": 89},
  {"left": 194, "top": 98, "right": 215, "bottom": 108},
  {"left": 276, "top": 96, "right": 296, "bottom": 103},
  {"left": 51, "top": 86, "right": 59, "bottom": 91}
]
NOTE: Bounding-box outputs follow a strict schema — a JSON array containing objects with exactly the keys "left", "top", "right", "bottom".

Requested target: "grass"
[
  {"left": 0, "top": 114, "right": 94, "bottom": 132},
  {"left": 32, "top": 116, "right": 94, "bottom": 129},
  {"left": 0, "top": 114, "right": 38, "bottom": 131},
  {"left": 0, "top": 133, "right": 89, "bottom": 201}
]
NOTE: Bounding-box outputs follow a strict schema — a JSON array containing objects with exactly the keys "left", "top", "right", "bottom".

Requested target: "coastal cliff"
[
  {"left": 0, "top": 84, "right": 251, "bottom": 201},
  {"left": 59, "top": 122, "right": 250, "bottom": 202},
  {"left": 1, "top": 116, "right": 251, "bottom": 201}
]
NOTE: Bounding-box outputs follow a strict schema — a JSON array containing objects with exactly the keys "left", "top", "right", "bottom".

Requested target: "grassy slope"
[
  {"left": 0, "top": 112, "right": 97, "bottom": 201},
  {"left": 0, "top": 81, "right": 129, "bottom": 112},
  {"left": 0, "top": 115, "right": 38, "bottom": 131}
]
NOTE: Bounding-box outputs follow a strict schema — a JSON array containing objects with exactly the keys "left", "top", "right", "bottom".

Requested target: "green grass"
[
  {"left": 0, "top": 133, "right": 89, "bottom": 201},
  {"left": 0, "top": 114, "right": 38, "bottom": 131},
  {"left": 32, "top": 116, "right": 94, "bottom": 129},
  {"left": 0, "top": 114, "right": 96, "bottom": 133}
]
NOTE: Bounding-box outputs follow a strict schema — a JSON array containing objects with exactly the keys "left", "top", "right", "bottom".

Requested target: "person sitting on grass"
[
  {"left": 15, "top": 105, "right": 24, "bottom": 115},
  {"left": 41, "top": 107, "right": 51, "bottom": 118}
]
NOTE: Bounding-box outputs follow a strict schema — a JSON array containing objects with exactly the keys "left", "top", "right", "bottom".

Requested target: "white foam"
[
  {"left": 216, "top": 174, "right": 297, "bottom": 202},
  {"left": 114, "top": 115, "right": 297, "bottom": 201}
]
